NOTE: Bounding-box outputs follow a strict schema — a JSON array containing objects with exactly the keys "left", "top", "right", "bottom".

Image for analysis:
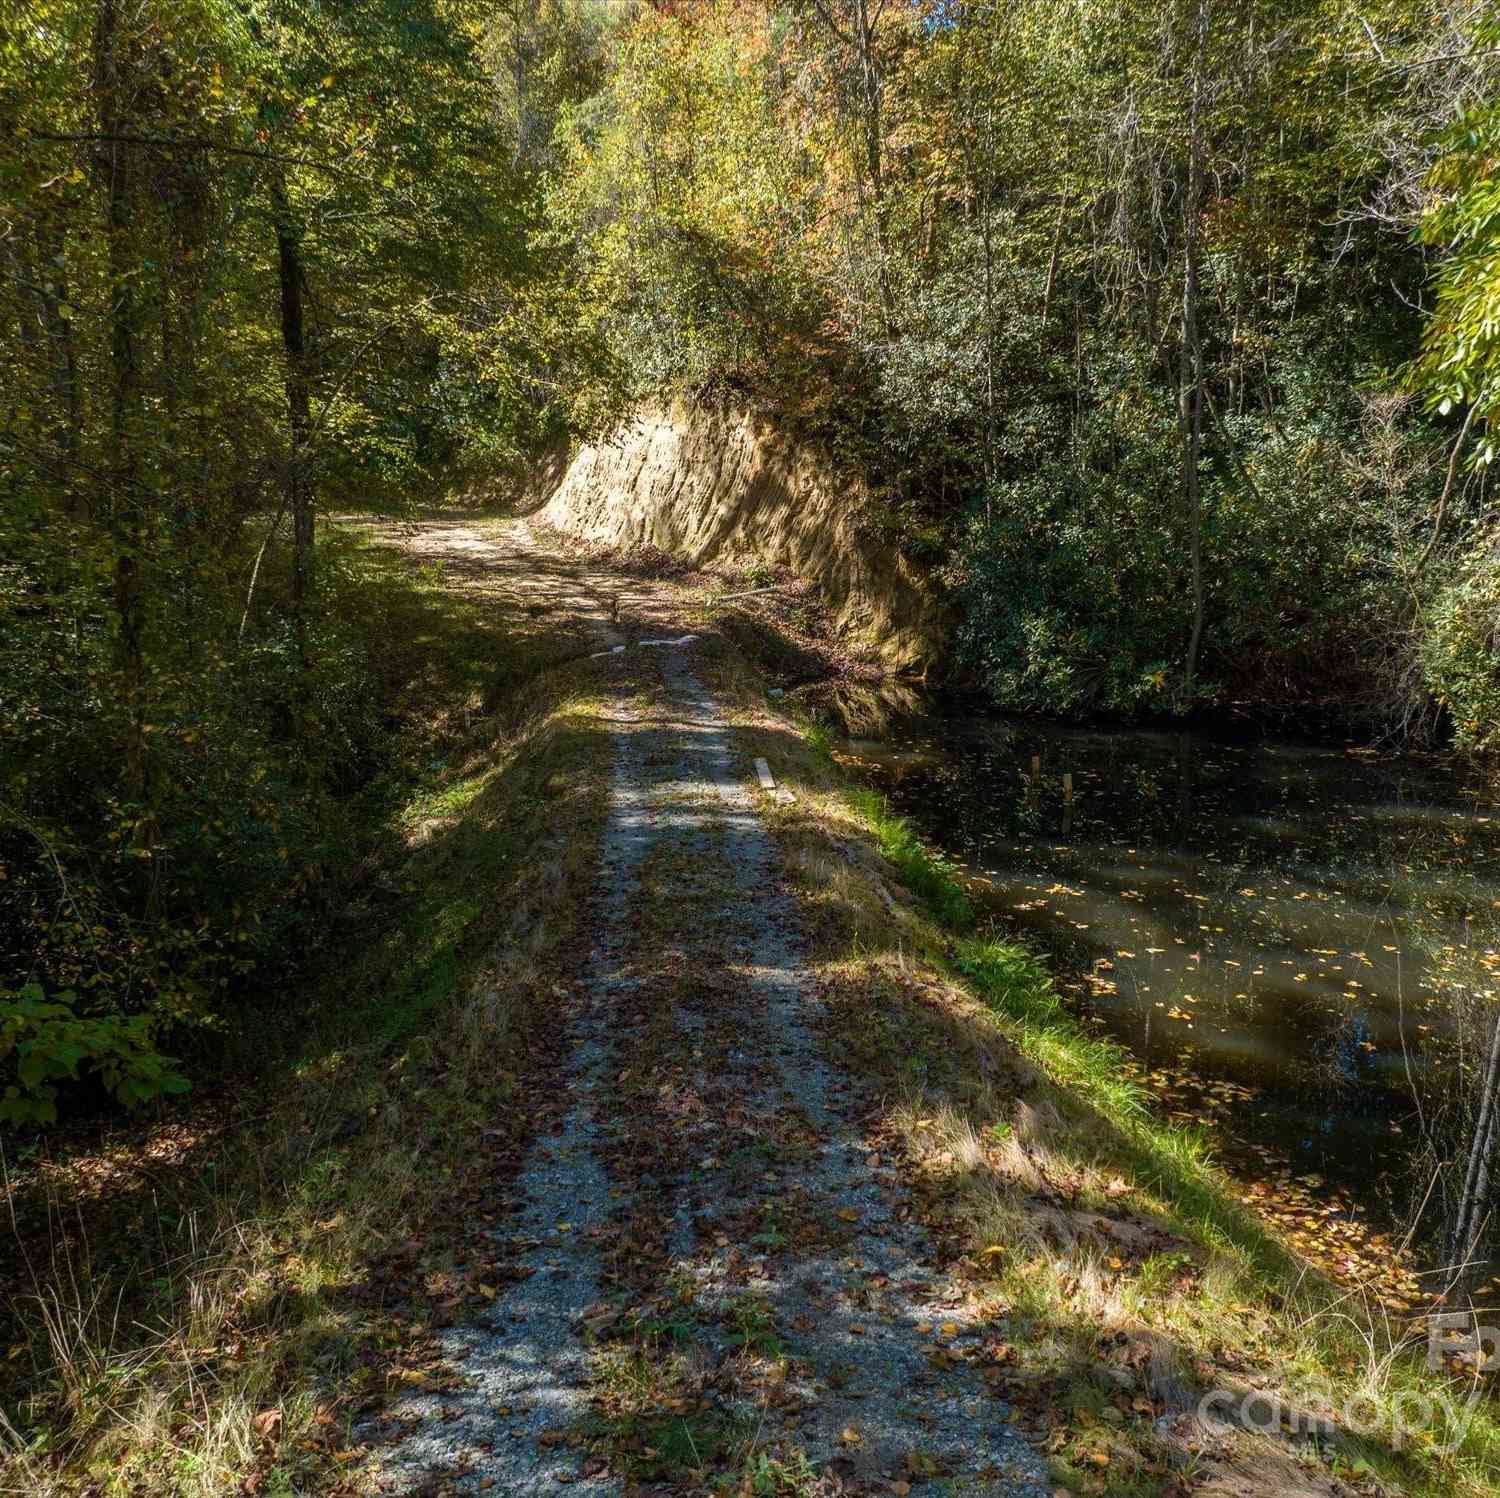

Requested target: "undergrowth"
[{"left": 1, "top": 524, "right": 614, "bottom": 1497}]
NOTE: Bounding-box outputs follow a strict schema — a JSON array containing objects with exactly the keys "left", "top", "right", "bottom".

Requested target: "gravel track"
[{"left": 361, "top": 524, "right": 1049, "bottom": 1496}]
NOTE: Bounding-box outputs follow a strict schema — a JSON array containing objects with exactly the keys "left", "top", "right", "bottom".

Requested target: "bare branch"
[{"left": 1415, "top": 402, "right": 1480, "bottom": 577}]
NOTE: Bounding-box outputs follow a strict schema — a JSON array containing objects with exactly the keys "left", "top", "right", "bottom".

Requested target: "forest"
[
  {"left": 4, "top": 0, "right": 1498, "bottom": 1118},
  {"left": 3, "top": 1, "right": 1500, "bottom": 1494}
]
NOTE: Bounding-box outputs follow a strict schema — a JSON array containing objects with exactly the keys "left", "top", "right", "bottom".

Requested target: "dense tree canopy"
[
  {"left": 2, "top": 0, "right": 1498, "bottom": 1118},
  {"left": 555, "top": 0, "right": 1497, "bottom": 725},
  {"left": 1, "top": 0, "right": 605, "bottom": 1120}
]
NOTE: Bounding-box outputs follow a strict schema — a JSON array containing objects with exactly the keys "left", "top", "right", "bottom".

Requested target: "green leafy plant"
[{"left": 0, "top": 984, "right": 189, "bottom": 1125}]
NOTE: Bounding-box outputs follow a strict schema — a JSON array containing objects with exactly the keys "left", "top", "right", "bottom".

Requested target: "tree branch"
[
  {"left": 24, "top": 131, "right": 344, "bottom": 174},
  {"left": 1415, "top": 402, "right": 1479, "bottom": 578},
  {"left": 805, "top": 0, "right": 853, "bottom": 49}
]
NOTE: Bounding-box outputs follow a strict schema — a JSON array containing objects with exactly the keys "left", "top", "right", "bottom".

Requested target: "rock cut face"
[{"left": 539, "top": 401, "right": 947, "bottom": 674}]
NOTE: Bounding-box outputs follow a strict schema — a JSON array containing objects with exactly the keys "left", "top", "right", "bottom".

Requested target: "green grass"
[
  {"left": 849, "top": 787, "right": 1152, "bottom": 1121},
  {"left": 683, "top": 626, "right": 1500, "bottom": 1495},
  {"left": 847, "top": 786, "right": 977, "bottom": 930}
]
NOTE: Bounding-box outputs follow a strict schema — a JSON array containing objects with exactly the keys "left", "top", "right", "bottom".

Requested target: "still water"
[{"left": 830, "top": 693, "right": 1500, "bottom": 1233}]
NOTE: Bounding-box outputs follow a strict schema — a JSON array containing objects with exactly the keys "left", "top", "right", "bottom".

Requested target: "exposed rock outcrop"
[{"left": 538, "top": 400, "right": 946, "bottom": 673}]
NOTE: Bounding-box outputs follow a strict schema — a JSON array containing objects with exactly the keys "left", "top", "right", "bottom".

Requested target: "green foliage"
[
  {"left": 0, "top": 0, "right": 615, "bottom": 1125},
  {"left": 841, "top": 778, "right": 1149, "bottom": 1124},
  {"left": 0, "top": 526, "right": 421, "bottom": 1119},
  {"left": 1421, "top": 532, "right": 1500, "bottom": 758},
  {"left": 556, "top": 0, "right": 1496, "bottom": 740},
  {"left": 953, "top": 328, "right": 1430, "bottom": 715},
  {"left": 0, "top": 985, "right": 189, "bottom": 1125},
  {"left": 848, "top": 787, "right": 975, "bottom": 929},
  {"left": 1411, "top": 15, "right": 1500, "bottom": 446}
]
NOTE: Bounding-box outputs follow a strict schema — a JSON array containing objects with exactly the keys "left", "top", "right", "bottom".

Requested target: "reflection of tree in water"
[
  {"left": 1324, "top": 1007, "right": 1378, "bottom": 1091},
  {"left": 1175, "top": 732, "right": 1195, "bottom": 841}
]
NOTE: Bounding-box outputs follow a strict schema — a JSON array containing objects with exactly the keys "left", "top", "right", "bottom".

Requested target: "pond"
[{"left": 825, "top": 690, "right": 1500, "bottom": 1295}]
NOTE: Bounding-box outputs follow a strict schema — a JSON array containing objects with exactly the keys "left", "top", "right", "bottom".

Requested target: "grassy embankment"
[
  {"left": 2, "top": 523, "right": 615, "bottom": 1497},
  {"left": 694, "top": 632, "right": 1500, "bottom": 1498}
]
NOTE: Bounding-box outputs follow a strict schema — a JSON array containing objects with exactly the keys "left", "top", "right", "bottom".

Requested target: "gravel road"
[{"left": 360, "top": 522, "right": 1049, "bottom": 1496}]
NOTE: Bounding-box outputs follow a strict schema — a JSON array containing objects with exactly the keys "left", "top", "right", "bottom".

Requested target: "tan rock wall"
[{"left": 539, "top": 401, "right": 945, "bottom": 672}]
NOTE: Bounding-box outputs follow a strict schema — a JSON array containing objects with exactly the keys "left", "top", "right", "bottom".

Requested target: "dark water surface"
[{"left": 830, "top": 694, "right": 1500, "bottom": 1226}]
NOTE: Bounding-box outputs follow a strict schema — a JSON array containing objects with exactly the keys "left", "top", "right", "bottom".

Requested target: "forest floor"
[{"left": 6, "top": 515, "right": 1497, "bottom": 1498}]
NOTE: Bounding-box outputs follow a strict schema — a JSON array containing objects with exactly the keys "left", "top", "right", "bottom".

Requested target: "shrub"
[
  {"left": 1422, "top": 537, "right": 1500, "bottom": 758},
  {"left": 0, "top": 986, "right": 189, "bottom": 1125},
  {"left": 0, "top": 526, "right": 410, "bottom": 1124}
]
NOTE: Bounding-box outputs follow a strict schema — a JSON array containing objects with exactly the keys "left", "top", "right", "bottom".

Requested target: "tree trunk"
[
  {"left": 811, "top": 0, "right": 893, "bottom": 331},
  {"left": 1178, "top": 0, "right": 1210, "bottom": 710},
  {"left": 1041, "top": 192, "right": 1069, "bottom": 331},
  {"left": 35, "top": 217, "right": 83, "bottom": 476},
  {"left": 1449, "top": 1009, "right": 1500, "bottom": 1296},
  {"left": 855, "top": 0, "right": 895, "bottom": 331},
  {"left": 94, "top": 0, "right": 149, "bottom": 804},
  {"left": 4, "top": 232, "right": 45, "bottom": 450},
  {"left": 271, "top": 175, "right": 313, "bottom": 659}
]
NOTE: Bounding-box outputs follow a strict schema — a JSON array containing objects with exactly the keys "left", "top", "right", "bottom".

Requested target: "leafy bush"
[
  {"left": 0, "top": 526, "right": 414, "bottom": 1124},
  {"left": 0, "top": 986, "right": 189, "bottom": 1125},
  {"left": 951, "top": 330, "right": 1435, "bottom": 720}
]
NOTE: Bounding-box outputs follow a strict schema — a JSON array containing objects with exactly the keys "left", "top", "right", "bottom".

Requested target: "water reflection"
[{"left": 831, "top": 702, "right": 1500, "bottom": 1214}]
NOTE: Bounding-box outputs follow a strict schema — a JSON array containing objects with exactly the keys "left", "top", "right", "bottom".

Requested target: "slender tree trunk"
[
  {"left": 509, "top": 3, "right": 532, "bottom": 168},
  {"left": 1178, "top": 0, "right": 1210, "bottom": 710},
  {"left": 811, "top": 0, "right": 893, "bottom": 331},
  {"left": 856, "top": 0, "right": 882, "bottom": 198},
  {"left": 980, "top": 176, "right": 995, "bottom": 485},
  {"left": 1041, "top": 191, "right": 1069, "bottom": 331},
  {"left": 35, "top": 218, "right": 83, "bottom": 474},
  {"left": 271, "top": 174, "right": 313, "bottom": 660},
  {"left": 1449, "top": 1009, "right": 1500, "bottom": 1296},
  {"left": 5, "top": 233, "right": 45, "bottom": 445},
  {"left": 94, "top": 0, "right": 150, "bottom": 805},
  {"left": 858, "top": 1, "right": 895, "bottom": 330}
]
